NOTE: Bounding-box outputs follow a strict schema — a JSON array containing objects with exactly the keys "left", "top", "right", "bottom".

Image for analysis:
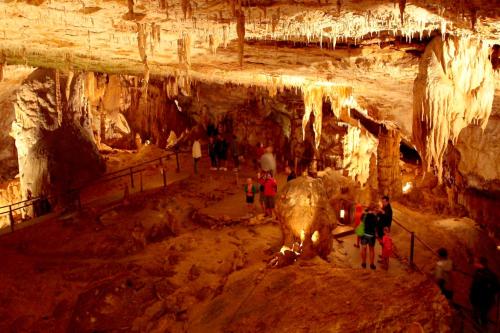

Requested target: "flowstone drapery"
[{"left": 413, "top": 36, "right": 494, "bottom": 182}]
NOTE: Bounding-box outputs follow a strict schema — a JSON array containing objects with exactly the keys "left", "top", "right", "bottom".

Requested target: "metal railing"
[
  {"left": 392, "top": 218, "right": 499, "bottom": 330},
  {"left": 0, "top": 148, "right": 189, "bottom": 233}
]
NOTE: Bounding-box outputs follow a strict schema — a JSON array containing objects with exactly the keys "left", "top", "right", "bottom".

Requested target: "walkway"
[{"left": 0, "top": 149, "right": 195, "bottom": 235}]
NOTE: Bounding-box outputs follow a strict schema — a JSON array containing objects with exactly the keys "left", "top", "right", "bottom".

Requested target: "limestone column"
[
  {"left": 11, "top": 69, "right": 105, "bottom": 211},
  {"left": 377, "top": 127, "right": 402, "bottom": 198}
]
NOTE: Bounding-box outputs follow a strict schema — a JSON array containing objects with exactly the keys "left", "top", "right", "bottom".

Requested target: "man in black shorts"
[{"left": 361, "top": 206, "right": 378, "bottom": 270}]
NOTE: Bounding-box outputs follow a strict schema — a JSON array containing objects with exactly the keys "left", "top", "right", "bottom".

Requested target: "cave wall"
[{"left": 10, "top": 69, "right": 105, "bottom": 202}]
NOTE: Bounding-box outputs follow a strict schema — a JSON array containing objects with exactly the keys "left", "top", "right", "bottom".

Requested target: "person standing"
[
  {"left": 260, "top": 146, "right": 276, "bottom": 176},
  {"left": 378, "top": 195, "right": 393, "bottom": 230},
  {"left": 192, "top": 138, "right": 202, "bottom": 174},
  {"left": 434, "top": 248, "right": 453, "bottom": 300},
  {"left": 469, "top": 257, "right": 498, "bottom": 326},
  {"left": 381, "top": 227, "right": 393, "bottom": 270},
  {"left": 258, "top": 171, "right": 277, "bottom": 217},
  {"left": 360, "top": 206, "right": 377, "bottom": 270},
  {"left": 208, "top": 136, "right": 217, "bottom": 170},
  {"left": 377, "top": 195, "right": 393, "bottom": 258},
  {"left": 216, "top": 134, "right": 228, "bottom": 171},
  {"left": 244, "top": 178, "right": 257, "bottom": 213}
]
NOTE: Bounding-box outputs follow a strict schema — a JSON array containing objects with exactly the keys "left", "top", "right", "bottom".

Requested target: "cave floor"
[{"left": 1, "top": 150, "right": 490, "bottom": 332}]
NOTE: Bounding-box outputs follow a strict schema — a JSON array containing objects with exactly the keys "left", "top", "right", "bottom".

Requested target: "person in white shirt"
[
  {"left": 192, "top": 139, "right": 202, "bottom": 174},
  {"left": 435, "top": 248, "right": 453, "bottom": 300}
]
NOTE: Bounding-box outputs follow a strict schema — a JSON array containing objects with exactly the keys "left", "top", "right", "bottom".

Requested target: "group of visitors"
[
  {"left": 191, "top": 134, "right": 242, "bottom": 173},
  {"left": 243, "top": 143, "right": 280, "bottom": 218},
  {"left": 353, "top": 196, "right": 393, "bottom": 270}
]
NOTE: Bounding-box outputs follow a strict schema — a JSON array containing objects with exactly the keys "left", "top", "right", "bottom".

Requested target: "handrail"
[
  {"left": 393, "top": 218, "right": 475, "bottom": 279},
  {"left": 0, "top": 148, "right": 190, "bottom": 218}
]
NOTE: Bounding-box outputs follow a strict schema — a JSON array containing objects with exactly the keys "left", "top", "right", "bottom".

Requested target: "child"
[
  {"left": 381, "top": 226, "right": 393, "bottom": 270},
  {"left": 244, "top": 178, "right": 258, "bottom": 213}
]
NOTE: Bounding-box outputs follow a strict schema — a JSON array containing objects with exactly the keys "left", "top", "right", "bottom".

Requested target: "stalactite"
[
  {"left": 177, "top": 33, "right": 192, "bottom": 69},
  {"left": 301, "top": 84, "right": 353, "bottom": 148},
  {"left": 209, "top": 34, "right": 221, "bottom": 55},
  {"left": 469, "top": 5, "right": 478, "bottom": 31},
  {"left": 336, "top": 0, "right": 342, "bottom": 14},
  {"left": 65, "top": 70, "right": 74, "bottom": 102},
  {"left": 222, "top": 25, "right": 229, "bottom": 48},
  {"left": 181, "top": 0, "right": 192, "bottom": 20},
  {"left": 413, "top": 36, "right": 495, "bottom": 182},
  {"left": 236, "top": 10, "right": 245, "bottom": 67},
  {"left": 136, "top": 23, "right": 147, "bottom": 62},
  {"left": 0, "top": 53, "right": 5, "bottom": 82},
  {"left": 399, "top": 0, "right": 406, "bottom": 26},
  {"left": 342, "top": 125, "right": 377, "bottom": 187},
  {"left": 127, "top": 0, "right": 134, "bottom": 15},
  {"left": 55, "top": 69, "right": 62, "bottom": 123}
]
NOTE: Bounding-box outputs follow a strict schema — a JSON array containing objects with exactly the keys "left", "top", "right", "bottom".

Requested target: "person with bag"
[{"left": 353, "top": 203, "right": 364, "bottom": 248}]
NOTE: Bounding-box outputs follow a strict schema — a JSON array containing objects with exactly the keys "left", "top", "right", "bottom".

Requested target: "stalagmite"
[
  {"left": 276, "top": 177, "right": 337, "bottom": 260},
  {"left": 413, "top": 36, "right": 494, "bottom": 182}
]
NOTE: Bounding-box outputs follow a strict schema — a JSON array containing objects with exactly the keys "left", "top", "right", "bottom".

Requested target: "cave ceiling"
[{"left": 0, "top": 0, "right": 499, "bottom": 137}]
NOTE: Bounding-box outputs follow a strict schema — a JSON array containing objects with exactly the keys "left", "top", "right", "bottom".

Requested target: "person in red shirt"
[{"left": 258, "top": 171, "right": 277, "bottom": 217}]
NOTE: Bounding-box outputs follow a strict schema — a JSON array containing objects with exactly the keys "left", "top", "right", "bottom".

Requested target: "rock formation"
[
  {"left": 276, "top": 176, "right": 337, "bottom": 260},
  {"left": 377, "top": 125, "right": 402, "bottom": 198},
  {"left": 10, "top": 69, "right": 105, "bottom": 204},
  {"left": 413, "top": 36, "right": 495, "bottom": 183}
]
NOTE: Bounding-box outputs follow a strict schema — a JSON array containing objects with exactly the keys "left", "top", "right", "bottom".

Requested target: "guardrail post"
[
  {"left": 175, "top": 151, "right": 180, "bottom": 173},
  {"left": 129, "top": 168, "right": 135, "bottom": 188},
  {"left": 410, "top": 231, "right": 415, "bottom": 267},
  {"left": 9, "top": 205, "right": 14, "bottom": 232},
  {"left": 162, "top": 167, "right": 167, "bottom": 188}
]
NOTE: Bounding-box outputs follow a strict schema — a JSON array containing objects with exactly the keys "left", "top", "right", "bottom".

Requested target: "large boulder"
[{"left": 276, "top": 176, "right": 337, "bottom": 259}]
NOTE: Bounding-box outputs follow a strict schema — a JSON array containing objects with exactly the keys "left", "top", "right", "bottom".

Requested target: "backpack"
[{"left": 355, "top": 214, "right": 365, "bottom": 236}]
